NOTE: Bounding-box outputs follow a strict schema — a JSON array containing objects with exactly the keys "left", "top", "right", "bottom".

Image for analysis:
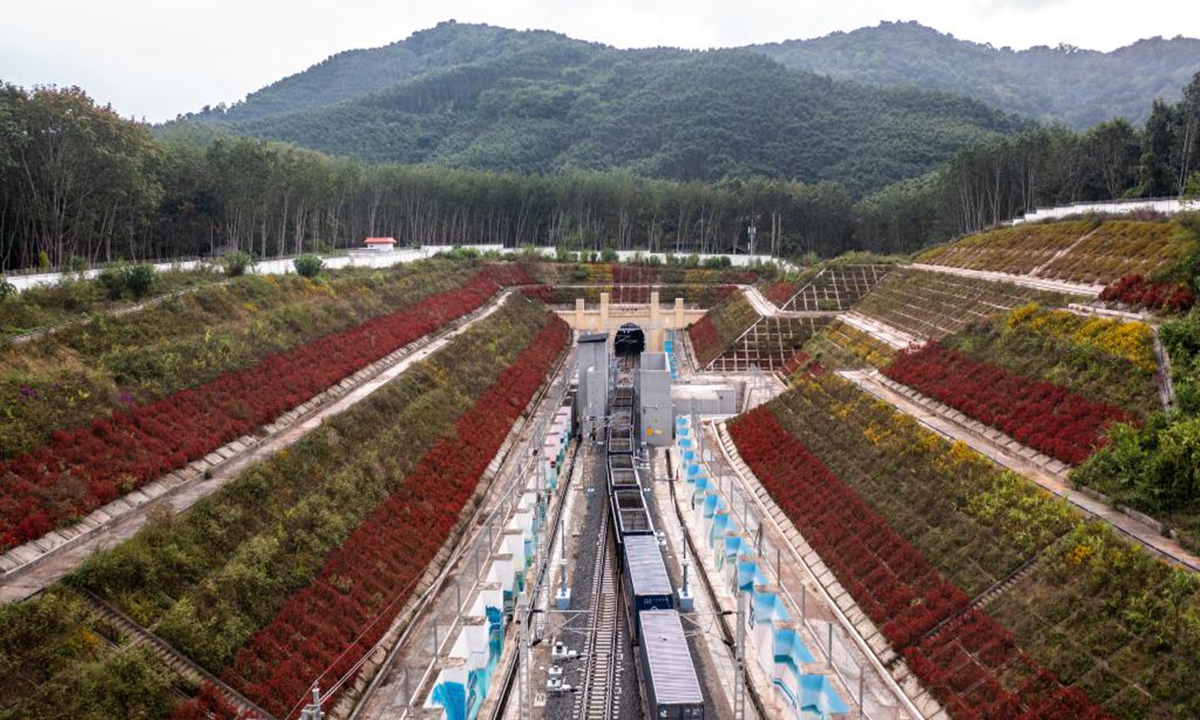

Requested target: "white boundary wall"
[
  {"left": 6, "top": 245, "right": 792, "bottom": 293},
  {"left": 519, "top": 246, "right": 797, "bottom": 269},
  {"left": 1012, "top": 197, "right": 1199, "bottom": 225},
  {"left": 5, "top": 245, "right": 494, "bottom": 293}
]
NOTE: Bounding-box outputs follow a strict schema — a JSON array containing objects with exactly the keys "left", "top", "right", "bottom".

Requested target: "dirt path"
[
  {"left": 840, "top": 312, "right": 920, "bottom": 349},
  {"left": 908, "top": 263, "right": 1102, "bottom": 297},
  {"left": 841, "top": 369, "right": 1200, "bottom": 574},
  {"left": 0, "top": 293, "right": 514, "bottom": 604},
  {"left": 739, "top": 285, "right": 839, "bottom": 319}
]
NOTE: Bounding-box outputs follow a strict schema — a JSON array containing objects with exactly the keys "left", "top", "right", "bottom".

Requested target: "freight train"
[{"left": 604, "top": 377, "right": 705, "bottom": 719}]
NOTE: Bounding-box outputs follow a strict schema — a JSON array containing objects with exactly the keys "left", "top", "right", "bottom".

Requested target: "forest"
[
  {"left": 854, "top": 73, "right": 1200, "bottom": 248},
  {"left": 188, "top": 21, "right": 1200, "bottom": 137},
  {"left": 754, "top": 20, "right": 1200, "bottom": 129},
  {"left": 0, "top": 66, "right": 1198, "bottom": 272}
]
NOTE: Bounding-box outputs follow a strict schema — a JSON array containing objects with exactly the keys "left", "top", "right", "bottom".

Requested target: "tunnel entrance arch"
[{"left": 614, "top": 322, "right": 645, "bottom": 357}]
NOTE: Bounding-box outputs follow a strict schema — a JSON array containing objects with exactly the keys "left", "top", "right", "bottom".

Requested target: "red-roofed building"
[{"left": 363, "top": 237, "right": 398, "bottom": 251}]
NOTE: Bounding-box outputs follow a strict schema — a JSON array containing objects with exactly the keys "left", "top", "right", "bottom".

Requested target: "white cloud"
[{"left": 0, "top": 0, "right": 1196, "bottom": 121}]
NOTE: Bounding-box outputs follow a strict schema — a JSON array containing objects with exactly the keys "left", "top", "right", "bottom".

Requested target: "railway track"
[
  {"left": 576, "top": 511, "right": 620, "bottom": 720},
  {"left": 80, "top": 592, "right": 275, "bottom": 720}
]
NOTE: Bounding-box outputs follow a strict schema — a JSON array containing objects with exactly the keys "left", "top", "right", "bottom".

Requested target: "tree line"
[
  {"left": 1, "top": 73, "right": 1198, "bottom": 272},
  {"left": 855, "top": 72, "right": 1200, "bottom": 249},
  {"left": 0, "top": 83, "right": 857, "bottom": 270}
]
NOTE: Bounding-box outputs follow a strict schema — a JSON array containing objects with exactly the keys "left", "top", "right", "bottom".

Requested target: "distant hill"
[
  {"left": 179, "top": 22, "right": 1025, "bottom": 195},
  {"left": 753, "top": 21, "right": 1200, "bottom": 129},
  {"left": 200, "top": 23, "right": 588, "bottom": 124}
]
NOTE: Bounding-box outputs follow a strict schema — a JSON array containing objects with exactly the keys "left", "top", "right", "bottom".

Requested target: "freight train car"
[
  {"left": 638, "top": 610, "right": 705, "bottom": 719},
  {"left": 610, "top": 487, "right": 655, "bottom": 538},
  {"left": 623, "top": 535, "right": 674, "bottom": 643},
  {"left": 607, "top": 454, "right": 641, "bottom": 492},
  {"left": 607, "top": 422, "right": 634, "bottom": 454}
]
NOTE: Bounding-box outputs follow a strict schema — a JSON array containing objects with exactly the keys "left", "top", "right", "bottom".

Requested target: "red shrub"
[
  {"left": 780, "top": 351, "right": 810, "bottom": 377},
  {"left": 612, "top": 265, "right": 660, "bottom": 285},
  {"left": 729, "top": 408, "right": 966, "bottom": 649},
  {"left": 687, "top": 316, "right": 720, "bottom": 364},
  {"left": 882, "top": 343, "right": 1129, "bottom": 465},
  {"left": 1099, "top": 274, "right": 1195, "bottom": 312},
  {"left": 521, "top": 284, "right": 555, "bottom": 303},
  {"left": 170, "top": 683, "right": 252, "bottom": 720},
  {"left": 478, "top": 262, "right": 537, "bottom": 288},
  {"left": 765, "top": 280, "right": 800, "bottom": 307}
]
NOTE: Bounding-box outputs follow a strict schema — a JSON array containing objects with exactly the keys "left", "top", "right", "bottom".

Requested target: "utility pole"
[
  {"left": 556, "top": 515, "right": 571, "bottom": 611},
  {"left": 735, "top": 591, "right": 747, "bottom": 720},
  {"left": 518, "top": 591, "right": 532, "bottom": 720},
  {"left": 299, "top": 686, "right": 323, "bottom": 720}
]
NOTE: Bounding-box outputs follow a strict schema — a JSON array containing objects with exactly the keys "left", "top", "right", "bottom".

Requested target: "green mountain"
[
  {"left": 199, "top": 23, "right": 585, "bottom": 123},
  {"left": 753, "top": 21, "right": 1200, "bottom": 129},
  {"left": 180, "top": 22, "right": 1025, "bottom": 195}
]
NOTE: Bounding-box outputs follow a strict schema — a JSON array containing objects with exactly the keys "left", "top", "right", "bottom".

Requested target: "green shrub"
[
  {"left": 224, "top": 251, "right": 254, "bottom": 278},
  {"left": 750, "top": 258, "right": 781, "bottom": 278},
  {"left": 600, "top": 248, "right": 619, "bottom": 263},
  {"left": 703, "top": 255, "right": 732, "bottom": 268},
  {"left": 645, "top": 254, "right": 663, "bottom": 267},
  {"left": 126, "top": 264, "right": 157, "bottom": 298},
  {"left": 68, "top": 256, "right": 89, "bottom": 273},
  {"left": 1185, "top": 171, "right": 1200, "bottom": 199},
  {"left": 0, "top": 278, "right": 14, "bottom": 301},
  {"left": 97, "top": 264, "right": 129, "bottom": 300},
  {"left": 293, "top": 253, "right": 324, "bottom": 278},
  {"left": 46, "top": 276, "right": 95, "bottom": 311},
  {"left": 38, "top": 250, "right": 51, "bottom": 270},
  {"left": 555, "top": 246, "right": 577, "bottom": 263},
  {"left": 441, "top": 246, "right": 481, "bottom": 260}
]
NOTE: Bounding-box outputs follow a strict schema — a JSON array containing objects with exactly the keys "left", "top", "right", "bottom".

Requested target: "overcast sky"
[{"left": 1, "top": 0, "right": 1197, "bottom": 122}]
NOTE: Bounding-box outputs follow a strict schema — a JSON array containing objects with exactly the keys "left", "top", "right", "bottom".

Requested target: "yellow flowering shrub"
[
  {"left": 822, "top": 319, "right": 896, "bottom": 368},
  {"left": 1005, "top": 302, "right": 1157, "bottom": 372}
]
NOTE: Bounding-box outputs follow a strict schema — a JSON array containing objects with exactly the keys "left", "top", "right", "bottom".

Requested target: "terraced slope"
[
  {"left": 801, "top": 318, "right": 897, "bottom": 372},
  {"left": 916, "top": 219, "right": 1196, "bottom": 286},
  {"left": 708, "top": 316, "right": 831, "bottom": 373},
  {"left": 0, "top": 260, "right": 480, "bottom": 460},
  {"left": 778, "top": 265, "right": 894, "bottom": 312},
  {"left": 0, "top": 587, "right": 187, "bottom": 718},
  {"left": 0, "top": 264, "right": 530, "bottom": 550},
  {"left": 33, "top": 294, "right": 567, "bottom": 718},
  {"left": 523, "top": 283, "right": 736, "bottom": 307},
  {"left": 852, "top": 269, "right": 1078, "bottom": 341},
  {"left": 940, "top": 304, "right": 1162, "bottom": 418},
  {"left": 687, "top": 291, "right": 760, "bottom": 367},
  {"left": 731, "top": 373, "right": 1200, "bottom": 720}
]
